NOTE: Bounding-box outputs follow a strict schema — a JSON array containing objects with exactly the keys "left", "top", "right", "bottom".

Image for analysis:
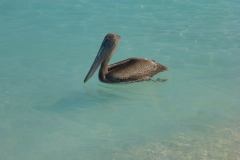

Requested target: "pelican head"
[{"left": 84, "top": 33, "right": 121, "bottom": 83}]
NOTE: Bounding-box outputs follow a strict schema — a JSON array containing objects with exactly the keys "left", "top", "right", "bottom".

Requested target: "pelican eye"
[
  {"left": 104, "top": 38, "right": 110, "bottom": 43},
  {"left": 104, "top": 38, "right": 114, "bottom": 47}
]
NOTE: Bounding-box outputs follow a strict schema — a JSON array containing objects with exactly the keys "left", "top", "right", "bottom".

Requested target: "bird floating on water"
[{"left": 84, "top": 33, "right": 169, "bottom": 84}]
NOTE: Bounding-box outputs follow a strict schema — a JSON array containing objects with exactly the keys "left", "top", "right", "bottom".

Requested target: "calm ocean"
[{"left": 1, "top": 0, "right": 240, "bottom": 159}]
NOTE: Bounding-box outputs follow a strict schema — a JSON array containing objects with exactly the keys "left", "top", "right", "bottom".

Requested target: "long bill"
[{"left": 84, "top": 39, "right": 114, "bottom": 83}]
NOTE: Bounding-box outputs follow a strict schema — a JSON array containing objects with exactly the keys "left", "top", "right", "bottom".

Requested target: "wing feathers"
[{"left": 106, "top": 58, "right": 168, "bottom": 82}]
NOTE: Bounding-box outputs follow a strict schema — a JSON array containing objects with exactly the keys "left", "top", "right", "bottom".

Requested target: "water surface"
[{"left": 0, "top": 0, "right": 240, "bottom": 159}]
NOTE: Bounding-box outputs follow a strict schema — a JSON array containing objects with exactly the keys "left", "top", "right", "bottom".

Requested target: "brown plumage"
[{"left": 84, "top": 33, "right": 169, "bottom": 84}]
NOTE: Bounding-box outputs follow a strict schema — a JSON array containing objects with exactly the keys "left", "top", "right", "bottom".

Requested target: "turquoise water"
[{"left": 1, "top": 0, "right": 240, "bottom": 159}]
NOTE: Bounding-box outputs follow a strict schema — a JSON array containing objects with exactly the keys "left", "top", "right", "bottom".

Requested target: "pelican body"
[{"left": 84, "top": 33, "right": 169, "bottom": 84}]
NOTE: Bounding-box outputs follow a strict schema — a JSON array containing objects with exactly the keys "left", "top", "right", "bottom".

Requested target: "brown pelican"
[{"left": 84, "top": 33, "right": 169, "bottom": 84}]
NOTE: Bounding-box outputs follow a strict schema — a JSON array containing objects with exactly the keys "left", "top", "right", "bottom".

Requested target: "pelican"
[{"left": 84, "top": 33, "right": 169, "bottom": 84}]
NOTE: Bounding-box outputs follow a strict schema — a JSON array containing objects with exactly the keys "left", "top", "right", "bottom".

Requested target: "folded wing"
[{"left": 106, "top": 58, "right": 168, "bottom": 83}]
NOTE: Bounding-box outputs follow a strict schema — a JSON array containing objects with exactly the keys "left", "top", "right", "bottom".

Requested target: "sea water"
[{"left": 0, "top": 0, "right": 240, "bottom": 159}]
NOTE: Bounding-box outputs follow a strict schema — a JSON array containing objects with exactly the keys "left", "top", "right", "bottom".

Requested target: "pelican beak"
[{"left": 84, "top": 38, "right": 114, "bottom": 83}]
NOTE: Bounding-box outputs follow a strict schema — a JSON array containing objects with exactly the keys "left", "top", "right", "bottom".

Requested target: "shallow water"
[{"left": 1, "top": 0, "right": 240, "bottom": 159}]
